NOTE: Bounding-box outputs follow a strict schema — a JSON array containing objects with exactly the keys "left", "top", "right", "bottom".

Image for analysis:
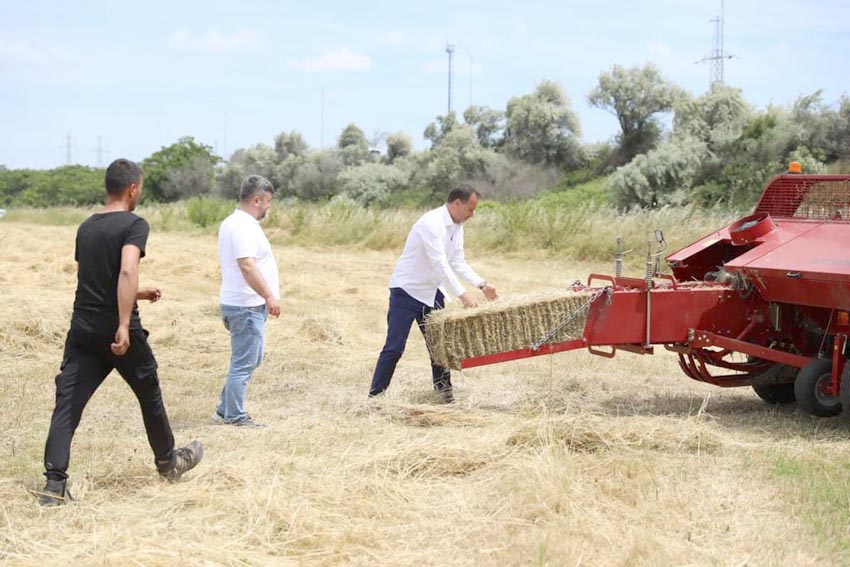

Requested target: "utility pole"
[
  {"left": 466, "top": 49, "right": 473, "bottom": 109},
  {"left": 65, "top": 133, "right": 72, "bottom": 165},
  {"left": 320, "top": 89, "right": 325, "bottom": 150},
  {"left": 697, "top": 0, "right": 734, "bottom": 87},
  {"left": 223, "top": 108, "right": 229, "bottom": 162},
  {"left": 92, "top": 134, "right": 110, "bottom": 168},
  {"left": 446, "top": 42, "right": 455, "bottom": 114}
]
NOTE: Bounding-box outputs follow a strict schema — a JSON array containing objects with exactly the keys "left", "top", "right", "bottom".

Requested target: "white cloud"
[
  {"left": 515, "top": 21, "right": 528, "bottom": 34},
  {"left": 0, "top": 40, "right": 76, "bottom": 65},
  {"left": 286, "top": 49, "right": 373, "bottom": 72},
  {"left": 647, "top": 41, "right": 672, "bottom": 57},
  {"left": 166, "top": 29, "right": 269, "bottom": 53},
  {"left": 376, "top": 31, "right": 409, "bottom": 46}
]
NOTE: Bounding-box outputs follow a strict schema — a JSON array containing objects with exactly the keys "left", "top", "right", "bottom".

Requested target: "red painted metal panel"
[
  {"left": 585, "top": 285, "right": 757, "bottom": 345},
  {"left": 748, "top": 275, "right": 850, "bottom": 310},
  {"left": 723, "top": 221, "right": 818, "bottom": 270},
  {"left": 665, "top": 229, "right": 727, "bottom": 266},
  {"left": 741, "top": 223, "right": 850, "bottom": 282}
]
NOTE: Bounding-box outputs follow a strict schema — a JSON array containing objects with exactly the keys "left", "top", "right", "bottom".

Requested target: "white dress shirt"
[
  {"left": 219, "top": 209, "right": 280, "bottom": 307},
  {"left": 389, "top": 204, "right": 485, "bottom": 307}
]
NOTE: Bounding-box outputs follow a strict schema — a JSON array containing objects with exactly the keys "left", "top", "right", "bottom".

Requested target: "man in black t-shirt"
[{"left": 38, "top": 159, "right": 203, "bottom": 506}]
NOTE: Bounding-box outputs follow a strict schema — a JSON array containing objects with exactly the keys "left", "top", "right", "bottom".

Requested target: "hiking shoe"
[
  {"left": 437, "top": 388, "right": 455, "bottom": 404},
  {"left": 229, "top": 416, "right": 266, "bottom": 428},
  {"left": 434, "top": 381, "right": 454, "bottom": 404},
  {"left": 37, "top": 479, "right": 72, "bottom": 507},
  {"left": 158, "top": 440, "right": 204, "bottom": 483},
  {"left": 210, "top": 411, "right": 225, "bottom": 424}
]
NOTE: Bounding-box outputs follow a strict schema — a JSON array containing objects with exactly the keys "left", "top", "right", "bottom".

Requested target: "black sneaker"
[
  {"left": 434, "top": 379, "right": 454, "bottom": 404},
  {"left": 158, "top": 440, "right": 204, "bottom": 483},
  {"left": 37, "top": 479, "right": 72, "bottom": 507}
]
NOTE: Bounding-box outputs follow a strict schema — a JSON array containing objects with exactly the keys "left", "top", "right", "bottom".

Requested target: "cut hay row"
[
  {"left": 424, "top": 289, "right": 593, "bottom": 370},
  {"left": 507, "top": 414, "right": 726, "bottom": 454}
]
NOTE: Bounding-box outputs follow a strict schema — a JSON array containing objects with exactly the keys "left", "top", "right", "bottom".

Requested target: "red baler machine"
[{"left": 463, "top": 168, "right": 850, "bottom": 417}]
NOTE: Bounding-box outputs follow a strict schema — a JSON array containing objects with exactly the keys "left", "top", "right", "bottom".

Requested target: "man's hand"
[
  {"left": 266, "top": 296, "right": 281, "bottom": 317},
  {"left": 138, "top": 287, "right": 162, "bottom": 302},
  {"left": 111, "top": 324, "right": 130, "bottom": 356},
  {"left": 458, "top": 292, "right": 479, "bottom": 308},
  {"left": 481, "top": 283, "right": 499, "bottom": 301}
]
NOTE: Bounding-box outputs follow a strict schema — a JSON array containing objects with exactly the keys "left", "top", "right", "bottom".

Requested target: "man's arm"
[
  {"left": 447, "top": 229, "right": 499, "bottom": 302},
  {"left": 111, "top": 244, "right": 141, "bottom": 356},
  {"left": 237, "top": 257, "right": 281, "bottom": 317}
]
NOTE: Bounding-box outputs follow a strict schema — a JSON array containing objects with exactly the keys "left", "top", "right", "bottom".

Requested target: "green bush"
[
  {"left": 336, "top": 163, "right": 411, "bottom": 206},
  {"left": 186, "top": 197, "right": 232, "bottom": 228}
]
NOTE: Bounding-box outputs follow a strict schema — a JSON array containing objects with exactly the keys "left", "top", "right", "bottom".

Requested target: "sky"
[{"left": 1, "top": 0, "right": 848, "bottom": 170}]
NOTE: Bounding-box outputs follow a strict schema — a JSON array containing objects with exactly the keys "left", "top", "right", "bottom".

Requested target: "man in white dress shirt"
[{"left": 369, "top": 184, "right": 498, "bottom": 402}]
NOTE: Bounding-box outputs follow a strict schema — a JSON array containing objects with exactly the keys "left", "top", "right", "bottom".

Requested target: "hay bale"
[{"left": 424, "top": 289, "right": 594, "bottom": 370}]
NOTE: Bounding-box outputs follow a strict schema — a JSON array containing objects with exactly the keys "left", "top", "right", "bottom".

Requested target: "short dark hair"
[
  {"left": 240, "top": 175, "right": 275, "bottom": 201},
  {"left": 105, "top": 159, "right": 143, "bottom": 196},
  {"left": 446, "top": 184, "right": 480, "bottom": 204}
]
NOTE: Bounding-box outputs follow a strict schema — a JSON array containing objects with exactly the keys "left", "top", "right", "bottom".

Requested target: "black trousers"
[
  {"left": 369, "top": 288, "right": 451, "bottom": 396},
  {"left": 43, "top": 328, "right": 175, "bottom": 481}
]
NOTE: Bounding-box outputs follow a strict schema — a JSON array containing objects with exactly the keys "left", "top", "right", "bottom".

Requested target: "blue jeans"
[
  {"left": 217, "top": 304, "right": 267, "bottom": 422},
  {"left": 369, "top": 288, "right": 451, "bottom": 396}
]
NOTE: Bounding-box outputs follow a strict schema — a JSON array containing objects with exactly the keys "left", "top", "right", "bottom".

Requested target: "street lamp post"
[{"left": 446, "top": 42, "right": 455, "bottom": 114}]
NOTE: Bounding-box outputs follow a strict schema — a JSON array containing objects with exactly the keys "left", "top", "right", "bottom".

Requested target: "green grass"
[
  {"left": 3, "top": 206, "right": 93, "bottom": 226},
  {"left": 1, "top": 198, "right": 746, "bottom": 263},
  {"left": 770, "top": 451, "right": 850, "bottom": 555}
]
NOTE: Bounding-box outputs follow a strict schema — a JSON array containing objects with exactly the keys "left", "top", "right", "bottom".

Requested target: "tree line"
[{"left": 2, "top": 64, "right": 848, "bottom": 210}]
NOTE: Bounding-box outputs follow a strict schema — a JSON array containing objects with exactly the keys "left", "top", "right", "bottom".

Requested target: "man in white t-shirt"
[
  {"left": 369, "top": 184, "right": 498, "bottom": 402},
  {"left": 214, "top": 175, "right": 280, "bottom": 427}
]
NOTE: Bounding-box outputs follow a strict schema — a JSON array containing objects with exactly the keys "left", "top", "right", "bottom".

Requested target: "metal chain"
[{"left": 532, "top": 287, "right": 610, "bottom": 350}]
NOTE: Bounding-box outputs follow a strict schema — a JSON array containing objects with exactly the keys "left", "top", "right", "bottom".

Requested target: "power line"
[
  {"left": 696, "top": 0, "right": 735, "bottom": 88},
  {"left": 91, "top": 134, "right": 110, "bottom": 168}
]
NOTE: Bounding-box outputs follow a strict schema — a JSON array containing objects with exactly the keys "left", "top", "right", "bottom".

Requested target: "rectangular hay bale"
[{"left": 424, "top": 290, "right": 594, "bottom": 370}]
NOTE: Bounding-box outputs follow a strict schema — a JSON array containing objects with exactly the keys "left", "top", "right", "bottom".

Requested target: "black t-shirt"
[{"left": 70, "top": 211, "right": 148, "bottom": 334}]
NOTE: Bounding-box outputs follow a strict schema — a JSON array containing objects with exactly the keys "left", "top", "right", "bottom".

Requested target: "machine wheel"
[
  {"left": 794, "top": 358, "right": 842, "bottom": 417},
  {"left": 752, "top": 383, "right": 796, "bottom": 404}
]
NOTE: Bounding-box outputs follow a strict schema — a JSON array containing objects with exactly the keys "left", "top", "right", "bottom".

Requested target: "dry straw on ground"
[
  {"left": 2, "top": 220, "right": 849, "bottom": 565},
  {"left": 425, "top": 289, "right": 592, "bottom": 369}
]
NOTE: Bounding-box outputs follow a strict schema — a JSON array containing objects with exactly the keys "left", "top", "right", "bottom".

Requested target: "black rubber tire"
[
  {"left": 752, "top": 383, "right": 796, "bottom": 404},
  {"left": 794, "top": 358, "right": 842, "bottom": 417}
]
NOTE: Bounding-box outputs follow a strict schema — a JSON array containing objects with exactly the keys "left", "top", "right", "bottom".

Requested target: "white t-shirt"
[
  {"left": 219, "top": 208, "right": 280, "bottom": 307},
  {"left": 388, "top": 204, "right": 484, "bottom": 307}
]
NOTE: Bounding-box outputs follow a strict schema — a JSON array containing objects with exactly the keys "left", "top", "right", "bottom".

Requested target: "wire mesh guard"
[
  {"left": 424, "top": 290, "right": 595, "bottom": 370},
  {"left": 755, "top": 176, "right": 850, "bottom": 221}
]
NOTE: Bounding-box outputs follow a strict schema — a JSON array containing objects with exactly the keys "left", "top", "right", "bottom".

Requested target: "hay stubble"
[{"left": 0, "top": 221, "right": 845, "bottom": 566}]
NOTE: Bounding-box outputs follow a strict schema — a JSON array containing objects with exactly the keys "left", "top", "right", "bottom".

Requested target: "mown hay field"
[{"left": 2, "top": 217, "right": 850, "bottom": 566}]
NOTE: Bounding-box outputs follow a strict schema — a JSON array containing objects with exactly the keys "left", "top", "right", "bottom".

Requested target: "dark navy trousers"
[{"left": 369, "top": 287, "right": 451, "bottom": 396}]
